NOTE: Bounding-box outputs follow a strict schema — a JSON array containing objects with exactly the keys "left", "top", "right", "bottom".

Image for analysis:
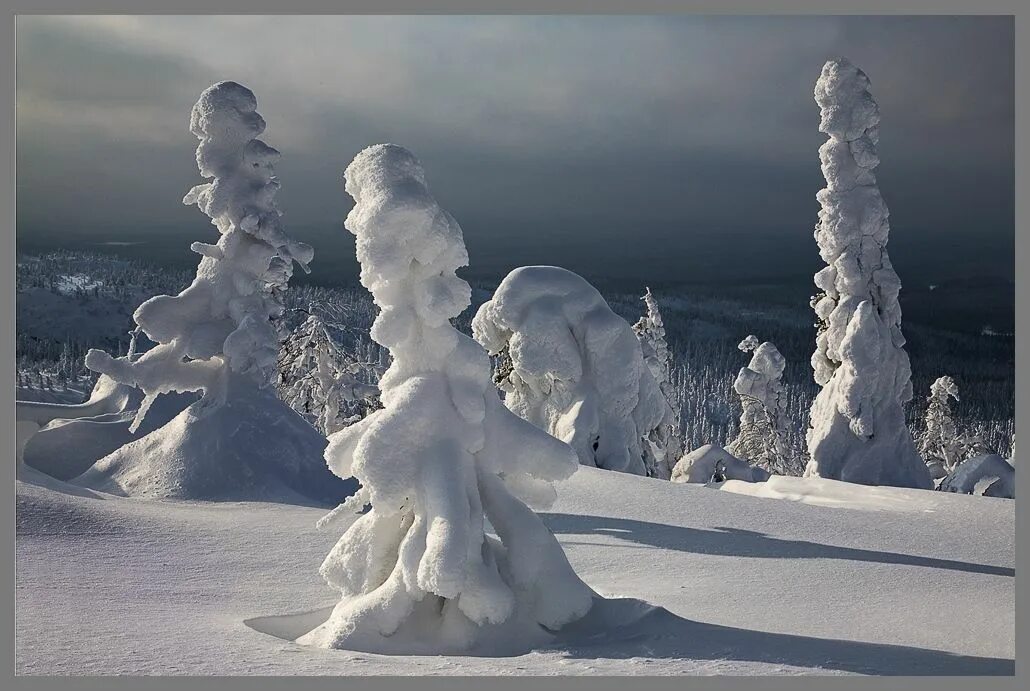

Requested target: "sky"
[{"left": 16, "top": 15, "right": 1014, "bottom": 286}]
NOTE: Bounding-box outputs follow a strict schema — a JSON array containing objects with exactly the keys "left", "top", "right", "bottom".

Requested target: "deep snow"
[{"left": 16, "top": 464, "right": 1013, "bottom": 675}]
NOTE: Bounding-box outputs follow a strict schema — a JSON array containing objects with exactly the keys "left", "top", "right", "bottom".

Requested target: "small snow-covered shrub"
[
  {"left": 472, "top": 267, "right": 667, "bottom": 477},
  {"left": 726, "top": 336, "right": 797, "bottom": 476},
  {"left": 804, "top": 59, "right": 932, "bottom": 490},
  {"left": 300, "top": 145, "right": 593, "bottom": 654},
  {"left": 671, "top": 444, "right": 770, "bottom": 484},
  {"left": 916, "top": 376, "right": 965, "bottom": 479}
]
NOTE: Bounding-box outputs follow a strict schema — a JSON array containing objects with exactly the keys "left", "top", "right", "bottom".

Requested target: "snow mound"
[
  {"left": 671, "top": 444, "right": 770, "bottom": 484},
  {"left": 21, "top": 376, "right": 195, "bottom": 481},
  {"left": 939, "top": 454, "right": 1015, "bottom": 499},
  {"left": 72, "top": 386, "right": 354, "bottom": 506},
  {"left": 472, "top": 265, "right": 666, "bottom": 476}
]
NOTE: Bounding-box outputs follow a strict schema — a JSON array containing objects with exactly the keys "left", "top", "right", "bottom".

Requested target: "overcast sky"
[{"left": 16, "top": 15, "right": 1014, "bottom": 285}]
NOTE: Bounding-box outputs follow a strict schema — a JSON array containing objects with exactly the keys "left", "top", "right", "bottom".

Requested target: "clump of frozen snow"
[
  {"left": 472, "top": 267, "right": 667, "bottom": 477},
  {"left": 939, "top": 454, "right": 1014, "bottom": 499},
  {"left": 726, "top": 336, "right": 796, "bottom": 476},
  {"left": 85, "top": 81, "right": 313, "bottom": 431},
  {"left": 671, "top": 444, "right": 770, "bottom": 484},
  {"left": 805, "top": 59, "right": 932, "bottom": 490},
  {"left": 632, "top": 287, "right": 683, "bottom": 479},
  {"left": 299, "top": 144, "right": 594, "bottom": 654}
]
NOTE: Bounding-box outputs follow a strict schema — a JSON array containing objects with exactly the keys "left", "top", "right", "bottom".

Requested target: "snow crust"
[
  {"left": 472, "top": 266, "right": 667, "bottom": 476},
  {"left": 302, "top": 144, "right": 593, "bottom": 653},
  {"left": 805, "top": 59, "right": 932, "bottom": 490}
]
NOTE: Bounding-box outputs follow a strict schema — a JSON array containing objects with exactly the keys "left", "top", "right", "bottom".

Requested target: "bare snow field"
[{"left": 16, "top": 464, "right": 1013, "bottom": 676}]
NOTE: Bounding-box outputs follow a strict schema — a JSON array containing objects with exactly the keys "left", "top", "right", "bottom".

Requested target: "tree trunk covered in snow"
[
  {"left": 804, "top": 59, "right": 932, "bottom": 490},
  {"left": 301, "top": 145, "right": 593, "bottom": 653}
]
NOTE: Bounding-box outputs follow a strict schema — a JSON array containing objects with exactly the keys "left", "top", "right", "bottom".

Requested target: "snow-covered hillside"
[{"left": 16, "top": 465, "right": 1013, "bottom": 676}]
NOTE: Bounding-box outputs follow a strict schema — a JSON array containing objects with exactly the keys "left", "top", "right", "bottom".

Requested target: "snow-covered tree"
[
  {"left": 85, "top": 81, "right": 313, "bottom": 429},
  {"left": 75, "top": 82, "right": 345, "bottom": 504},
  {"left": 632, "top": 287, "right": 683, "bottom": 479},
  {"left": 472, "top": 267, "right": 668, "bottom": 477},
  {"left": 277, "top": 307, "right": 381, "bottom": 436},
  {"left": 726, "top": 335, "right": 796, "bottom": 475},
  {"left": 917, "top": 375, "right": 964, "bottom": 478},
  {"left": 300, "top": 145, "right": 593, "bottom": 653},
  {"left": 804, "top": 59, "right": 932, "bottom": 489}
]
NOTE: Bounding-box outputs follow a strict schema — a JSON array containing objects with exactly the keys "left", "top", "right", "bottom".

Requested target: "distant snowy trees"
[
  {"left": 632, "top": 288, "right": 683, "bottom": 479},
  {"left": 726, "top": 335, "right": 797, "bottom": 476},
  {"left": 86, "top": 81, "right": 313, "bottom": 429},
  {"left": 277, "top": 306, "right": 381, "bottom": 436},
  {"left": 301, "top": 145, "right": 593, "bottom": 653},
  {"left": 472, "top": 267, "right": 668, "bottom": 477},
  {"left": 804, "top": 59, "right": 932, "bottom": 490}
]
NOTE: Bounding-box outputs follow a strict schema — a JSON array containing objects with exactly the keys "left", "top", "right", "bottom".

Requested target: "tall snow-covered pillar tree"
[
  {"left": 805, "top": 59, "right": 932, "bottom": 489},
  {"left": 472, "top": 267, "right": 667, "bottom": 477},
  {"left": 76, "top": 82, "right": 347, "bottom": 504},
  {"left": 633, "top": 287, "right": 683, "bottom": 479},
  {"left": 298, "top": 145, "right": 594, "bottom": 653}
]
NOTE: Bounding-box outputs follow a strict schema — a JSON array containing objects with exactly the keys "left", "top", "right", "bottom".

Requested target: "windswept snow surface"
[{"left": 16, "top": 466, "right": 1013, "bottom": 675}]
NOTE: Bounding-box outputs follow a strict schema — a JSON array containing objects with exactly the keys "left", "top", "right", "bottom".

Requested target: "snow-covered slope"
[{"left": 16, "top": 465, "right": 1013, "bottom": 675}]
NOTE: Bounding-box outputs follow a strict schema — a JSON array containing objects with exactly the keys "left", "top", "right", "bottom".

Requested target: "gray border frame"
[{"left": 3, "top": 2, "right": 1023, "bottom": 690}]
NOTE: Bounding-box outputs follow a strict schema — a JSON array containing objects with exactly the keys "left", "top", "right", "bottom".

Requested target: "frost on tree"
[
  {"left": 277, "top": 308, "right": 381, "bottom": 436},
  {"left": 299, "top": 145, "right": 594, "bottom": 654},
  {"left": 917, "top": 375, "right": 965, "bottom": 481},
  {"left": 472, "top": 267, "right": 668, "bottom": 477},
  {"left": 76, "top": 82, "right": 347, "bottom": 504},
  {"left": 804, "top": 59, "right": 932, "bottom": 490},
  {"left": 632, "top": 287, "right": 683, "bottom": 479},
  {"left": 726, "top": 335, "right": 797, "bottom": 476}
]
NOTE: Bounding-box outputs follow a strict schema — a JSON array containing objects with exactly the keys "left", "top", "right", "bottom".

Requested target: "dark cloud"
[{"left": 16, "top": 16, "right": 1014, "bottom": 285}]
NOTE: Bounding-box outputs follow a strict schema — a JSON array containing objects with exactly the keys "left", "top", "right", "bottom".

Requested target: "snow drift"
[
  {"left": 299, "top": 144, "right": 594, "bottom": 654},
  {"left": 472, "top": 266, "right": 667, "bottom": 477},
  {"left": 805, "top": 59, "right": 932, "bottom": 490},
  {"left": 939, "top": 454, "right": 1015, "bottom": 499}
]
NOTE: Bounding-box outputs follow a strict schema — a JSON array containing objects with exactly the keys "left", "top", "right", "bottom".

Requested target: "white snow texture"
[
  {"left": 671, "top": 444, "right": 770, "bottom": 484},
  {"left": 472, "top": 267, "right": 668, "bottom": 477},
  {"left": 726, "top": 336, "right": 794, "bottom": 475},
  {"left": 805, "top": 59, "right": 932, "bottom": 490},
  {"left": 301, "top": 144, "right": 594, "bottom": 653}
]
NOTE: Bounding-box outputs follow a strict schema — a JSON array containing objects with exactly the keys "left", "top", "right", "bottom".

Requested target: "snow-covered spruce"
[
  {"left": 277, "top": 308, "right": 381, "bottom": 436},
  {"left": 299, "top": 145, "right": 594, "bottom": 654},
  {"left": 77, "top": 82, "right": 347, "bottom": 504},
  {"left": 804, "top": 59, "right": 932, "bottom": 490},
  {"left": 726, "top": 335, "right": 797, "bottom": 476},
  {"left": 472, "top": 267, "right": 668, "bottom": 477},
  {"left": 917, "top": 376, "right": 965, "bottom": 481},
  {"left": 632, "top": 287, "right": 683, "bottom": 479}
]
